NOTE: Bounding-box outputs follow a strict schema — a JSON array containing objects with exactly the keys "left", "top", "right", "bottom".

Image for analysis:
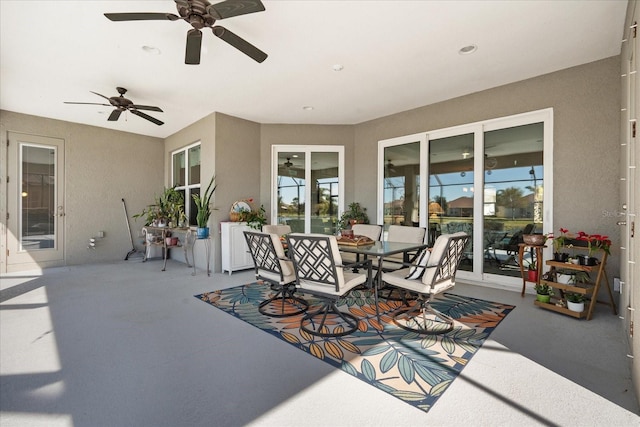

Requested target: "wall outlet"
[{"left": 98, "top": 231, "right": 105, "bottom": 238}]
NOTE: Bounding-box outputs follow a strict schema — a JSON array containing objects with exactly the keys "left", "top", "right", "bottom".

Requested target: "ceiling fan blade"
[
  {"left": 131, "top": 110, "right": 164, "bottom": 126},
  {"left": 104, "top": 12, "right": 179, "bottom": 22},
  {"left": 130, "top": 104, "right": 163, "bottom": 112},
  {"left": 212, "top": 26, "right": 267, "bottom": 63},
  {"left": 108, "top": 109, "right": 122, "bottom": 122},
  {"left": 207, "top": 0, "right": 265, "bottom": 20},
  {"left": 90, "top": 91, "right": 111, "bottom": 101},
  {"left": 64, "top": 102, "right": 110, "bottom": 106},
  {"left": 185, "top": 28, "right": 202, "bottom": 65}
]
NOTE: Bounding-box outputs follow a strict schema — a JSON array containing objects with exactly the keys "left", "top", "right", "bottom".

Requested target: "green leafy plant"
[
  {"left": 134, "top": 186, "right": 184, "bottom": 226},
  {"left": 534, "top": 282, "right": 552, "bottom": 295},
  {"left": 239, "top": 204, "right": 267, "bottom": 230},
  {"left": 566, "top": 292, "right": 586, "bottom": 303},
  {"left": 338, "top": 202, "right": 369, "bottom": 230},
  {"left": 192, "top": 175, "right": 217, "bottom": 228}
]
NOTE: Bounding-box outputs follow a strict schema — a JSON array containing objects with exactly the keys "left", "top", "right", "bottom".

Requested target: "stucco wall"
[
  {"left": 0, "top": 110, "right": 164, "bottom": 268},
  {"left": 353, "top": 56, "right": 621, "bottom": 280}
]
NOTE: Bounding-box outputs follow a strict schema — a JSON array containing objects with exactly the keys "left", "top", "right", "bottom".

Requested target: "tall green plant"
[{"left": 193, "top": 175, "right": 217, "bottom": 228}]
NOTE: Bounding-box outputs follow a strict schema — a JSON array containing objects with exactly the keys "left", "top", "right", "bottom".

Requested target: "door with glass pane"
[
  {"left": 483, "top": 123, "right": 544, "bottom": 278},
  {"left": 381, "top": 140, "right": 422, "bottom": 233},
  {"left": 6, "top": 132, "right": 65, "bottom": 270},
  {"left": 428, "top": 133, "right": 475, "bottom": 272},
  {"left": 273, "top": 147, "right": 342, "bottom": 234}
]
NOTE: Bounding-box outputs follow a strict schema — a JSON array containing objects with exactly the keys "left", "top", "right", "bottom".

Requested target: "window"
[{"left": 172, "top": 142, "right": 201, "bottom": 225}]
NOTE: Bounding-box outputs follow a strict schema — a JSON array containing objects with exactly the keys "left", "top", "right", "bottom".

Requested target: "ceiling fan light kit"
[{"left": 104, "top": 0, "right": 268, "bottom": 65}]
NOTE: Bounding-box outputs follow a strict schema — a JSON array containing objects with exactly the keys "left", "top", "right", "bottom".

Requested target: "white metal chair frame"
[
  {"left": 244, "top": 230, "right": 308, "bottom": 317},
  {"left": 286, "top": 233, "right": 376, "bottom": 337},
  {"left": 382, "top": 233, "right": 470, "bottom": 335}
]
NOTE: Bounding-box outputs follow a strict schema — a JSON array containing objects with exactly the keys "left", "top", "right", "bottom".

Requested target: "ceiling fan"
[
  {"left": 283, "top": 157, "right": 293, "bottom": 168},
  {"left": 385, "top": 159, "right": 396, "bottom": 174},
  {"left": 64, "top": 87, "right": 164, "bottom": 126},
  {"left": 104, "top": 0, "right": 267, "bottom": 65}
]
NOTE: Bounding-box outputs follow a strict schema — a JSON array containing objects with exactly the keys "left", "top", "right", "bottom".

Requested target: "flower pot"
[
  {"left": 556, "top": 273, "right": 574, "bottom": 284},
  {"left": 171, "top": 237, "right": 179, "bottom": 246},
  {"left": 527, "top": 269, "right": 538, "bottom": 282},
  {"left": 567, "top": 301, "right": 584, "bottom": 312},
  {"left": 553, "top": 252, "right": 569, "bottom": 262},
  {"left": 536, "top": 293, "right": 551, "bottom": 303},
  {"left": 196, "top": 227, "right": 210, "bottom": 239},
  {"left": 165, "top": 237, "right": 173, "bottom": 246}
]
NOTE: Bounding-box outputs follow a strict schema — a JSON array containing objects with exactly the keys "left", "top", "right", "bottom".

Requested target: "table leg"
[{"left": 518, "top": 245, "right": 525, "bottom": 297}]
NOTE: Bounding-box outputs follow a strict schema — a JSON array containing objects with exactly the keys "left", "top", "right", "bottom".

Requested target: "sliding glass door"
[
  {"left": 379, "top": 109, "right": 553, "bottom": 286},
  {"left": 272, "top": 146, "right": 343, "bottom": 234}
]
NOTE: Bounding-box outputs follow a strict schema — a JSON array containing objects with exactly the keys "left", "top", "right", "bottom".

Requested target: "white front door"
[{"left": 5, "top": 132, "right": 65, "bottom": 272}]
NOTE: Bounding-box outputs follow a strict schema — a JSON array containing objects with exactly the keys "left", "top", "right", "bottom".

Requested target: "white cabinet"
[{"left": 221, "top": 222, "right": 254, "bottom": 275}]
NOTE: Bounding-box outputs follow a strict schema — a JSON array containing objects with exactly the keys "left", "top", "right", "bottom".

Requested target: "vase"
[
  {"left": 197, "top": 227, "right": 209, "bottom": 239},
  {"left": 567, "top": 301, "right": 584, "bottom": 312},
  {"left": 556, "top": 273, "right": 574, "bottom": 284},
  {"left": 536, "top": 293, "right": 551, "bottom": 303},
  {"left": 553, "top": 252, "right": 569, "bottom": 262}
]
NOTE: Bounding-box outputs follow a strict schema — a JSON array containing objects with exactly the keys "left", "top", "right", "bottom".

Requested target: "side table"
[
  {"left": 517, "top": 243, "right": 545, "bottom": 297},
  {"left": 186, "top": 229, "right": 211, "bottom": 276}
]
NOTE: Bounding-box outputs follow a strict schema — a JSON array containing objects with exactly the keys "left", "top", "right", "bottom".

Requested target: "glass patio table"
[{"left": 338, "top": 240, "right": 429, "bottom": 290}]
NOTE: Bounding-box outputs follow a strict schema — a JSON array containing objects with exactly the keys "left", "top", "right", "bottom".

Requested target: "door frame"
[{"left": 3, "top": 131, "right": 65, "bottom": 273}]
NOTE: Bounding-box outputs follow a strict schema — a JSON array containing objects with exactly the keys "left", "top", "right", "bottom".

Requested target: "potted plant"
[
  {"left": 192, "top": 175, "right": 217, "bottom": 239},
  {"left": 551, "top": 227, "right": 569, "bottom": 262},
  {"left": 566, "top": 292, "right": 586, "bottom": 312},
  {"left": 134, "top": 186, "right": 184, "bottom": 227},
  {"left": 338, "top": 202, "right": 370, "bottom": 230},
  {"left": 239, "top": 204, "right": 267, "bottom": 230},
  {"left": 534, "top": 283, "right": 553, "bottom": 303}
]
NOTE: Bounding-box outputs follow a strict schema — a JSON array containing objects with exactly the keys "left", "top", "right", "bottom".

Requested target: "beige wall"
[
  {"left": 0, "top": 58, "right": 622, "bottom": 280},
  {"left": 353, "top": 56, "right": 621, "bottom": 281},
  {"left": 0, "top": 110, "right": 164, "bottom": 269},
  {"left": 164, "top": 112, "right": 261, "bottom": 271}
]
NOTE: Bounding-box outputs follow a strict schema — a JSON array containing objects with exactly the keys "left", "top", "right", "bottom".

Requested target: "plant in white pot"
[
  {"left": 192, "top": 175, "right": 217, "bottom": 239},
  {"left": 566, "top": 292, "right": 586, "bottom": 312}
]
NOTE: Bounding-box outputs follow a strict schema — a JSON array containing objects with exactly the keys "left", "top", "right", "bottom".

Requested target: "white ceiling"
[{"left": 0, "top": 0, "right": 628, "bottom": 139}]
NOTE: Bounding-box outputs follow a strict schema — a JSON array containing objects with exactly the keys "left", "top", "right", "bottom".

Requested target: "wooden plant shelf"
[
  {"left": 534, "top": 244, "right": 617, "bottom": 320},
  {"left": 533, "top": 299, "right": 586, "bottom": 319}
]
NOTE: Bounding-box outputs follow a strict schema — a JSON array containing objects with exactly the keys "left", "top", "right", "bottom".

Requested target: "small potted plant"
[
  {"left": 566, "top": 292, "right": 586, "bottom": 312},
  {"left": 534, "top": 283, "right": 553, "bottom": 303},
  {"left": 239, "top": 204, "right": 268, "bottom": 230},
  {"left": 338, "top": 202, "right": 369, "bottom": 230},
  {"left": 192, "top": 175, "right": 217, "bottom": 239}
]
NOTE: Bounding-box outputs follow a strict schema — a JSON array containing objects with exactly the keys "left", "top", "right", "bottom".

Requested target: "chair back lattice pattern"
[
  {"left": 287, "top": 234, "right": 341, "bottom": 292},
  {"left": 244, "top": 231, "right": 284, "bottom": 280},
  {"left": 425, "top": 233, "right": 470, "bottom": 288}
]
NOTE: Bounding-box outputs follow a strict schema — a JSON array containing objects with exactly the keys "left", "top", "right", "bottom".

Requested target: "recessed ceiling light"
[
  {"left": 459, "top": 45, "right": 477, "bottom": 55},
  {"left": 332, "top": 64, "right": 344, "bottom": 71},
  {"left": 142, "top": 45, "right": 161, "bottom": 55},
  {"left": 303, "top": 106, "right": 314, "bottom": 111}
]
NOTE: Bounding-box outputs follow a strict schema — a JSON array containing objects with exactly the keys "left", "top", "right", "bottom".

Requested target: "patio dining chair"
[
  {"left": 286, "top": 233, "right": 375, "bottom": 337},
  {"left": 244, "top": 230, "right": 308, "bottom": 317},
  {"left": 382, "top": 225, "right": 427, "bottom": 271},
  {"left": 341, "top": 224, "right": 382, "bottom": 265},
  {"left": 262, "top": 224, "right": 292, "bottom": 236},
  {"left": 381, "top": 232, "right": 470, "bottom": 335}
]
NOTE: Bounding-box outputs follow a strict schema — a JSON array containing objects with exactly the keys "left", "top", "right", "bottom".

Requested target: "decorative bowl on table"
[
  {"left": 523, "top": 234, "right": 545, "bottom": 245},
  {"left": 341, "top": 229, "right": 354, "bottom": 238}
]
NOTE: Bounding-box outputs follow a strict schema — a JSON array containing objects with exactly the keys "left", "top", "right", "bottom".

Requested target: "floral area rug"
[{"left": 195, "top": 283, "right": 514, "bottom": 414}]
